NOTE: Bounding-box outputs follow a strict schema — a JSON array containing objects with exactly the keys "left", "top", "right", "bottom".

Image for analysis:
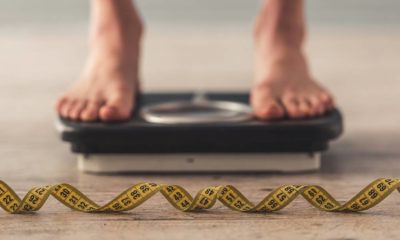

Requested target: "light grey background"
[{"left": 0, "top": 0, "right": 399, "bottom": 29}]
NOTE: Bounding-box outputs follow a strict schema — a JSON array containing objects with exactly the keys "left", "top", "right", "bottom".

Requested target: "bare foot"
[
  {"left": 251, "top": 0, "right": 334, "bottom": 120},
  {"left": 251, "top": 50, "right": 334, "bottom": 120},
  {"left": 55, "top": 0, "right": 142, "bottom": 122}
]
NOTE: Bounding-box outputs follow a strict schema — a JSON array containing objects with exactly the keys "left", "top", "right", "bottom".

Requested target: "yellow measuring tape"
[{"left": 1, "top": 178, "right": 399, "bottom": 214}]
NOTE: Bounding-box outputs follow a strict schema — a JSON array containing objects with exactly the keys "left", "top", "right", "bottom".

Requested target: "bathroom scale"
[{"left": 56, "top": 92, "right": 343, "bottom": 173}]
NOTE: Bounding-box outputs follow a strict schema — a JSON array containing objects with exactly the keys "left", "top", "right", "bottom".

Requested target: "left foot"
[
  {"left": 251, "top": 0, "right": 334, "bottom": 120},
  {"left": 251, "top": 49, "right": 334, "bottom": 120}
]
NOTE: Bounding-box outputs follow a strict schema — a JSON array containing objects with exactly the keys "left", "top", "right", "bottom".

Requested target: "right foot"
[{"left": 55, "top": 0, "right": 142, "bottom": 122}]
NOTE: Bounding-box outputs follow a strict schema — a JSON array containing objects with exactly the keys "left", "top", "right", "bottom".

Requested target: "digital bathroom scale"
[{"left": 56, "top": 92, "right": 343, "bottom": 173}]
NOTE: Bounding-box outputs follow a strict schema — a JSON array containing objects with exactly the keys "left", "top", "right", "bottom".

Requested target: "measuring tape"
[{"left": 1, "top": 178, "right": 399, "bottom": 214}]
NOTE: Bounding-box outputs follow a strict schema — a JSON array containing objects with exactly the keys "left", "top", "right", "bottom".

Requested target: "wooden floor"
[{"left": 0, "top": 28, "right": 400, "bottom": 240}]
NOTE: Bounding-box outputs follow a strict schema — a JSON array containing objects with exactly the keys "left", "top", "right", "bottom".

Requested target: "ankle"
[
  {"left": 123, "top": 14, "right": 144, "bottom": 38},
  {"left": 91, "top": 0, "right": 144, "bottom": 38},
  {"left": 254, "top": 0, "right": 305, "bottom": 50},
  {"left": 256, "top": 40, "right": 305, "bottom": 65},
  {"left": 254, "top": 19, "right": 304, "bottom": 53},
  {"left": 254, "top": 33, "right": 303, "bottom": 56},
  {"left": 254, "top": 14, "right": 306, "bottom": 65},
  {"left": 91, "top": 17, "right": 143, "bottom": 40}
]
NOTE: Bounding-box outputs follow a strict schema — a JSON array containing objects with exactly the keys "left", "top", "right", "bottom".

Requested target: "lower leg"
[
  {"left": 251, "top": 0, "right": 334, "bottom": 119},
  {"left": 55, "top": 0, "right": 143, "bottom": 122}
]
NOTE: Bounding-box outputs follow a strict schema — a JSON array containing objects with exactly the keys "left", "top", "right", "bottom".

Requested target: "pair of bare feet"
[{"left": 55, "top": 0, "right": 334, "bottom": 122}]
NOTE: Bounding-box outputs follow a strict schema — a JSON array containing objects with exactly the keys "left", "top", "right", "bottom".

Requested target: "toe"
[
  {"left": 80, "top": 101, "right": 102, "bottom": 122},
  {"left": 60, "top": 100, "right": 75, "bottom": 118},
  {"left": 99, "top": 96, "right": 133, "bottom": 122},
  {"left": 298, "top": 98, "right": 314, "bottom": 118},
  {"left": 308, "top": 95, "right": 325, "bottom": 115},
  {"left": 251, "top": 85, "right": 285, "bottom": 120},
  {"left": 254, "top": 101, "right": 285, "bottom": 120},
  {"left": 304, "top": 98, "right": 319, "bottom": 116},
  {"left": 55, "top": 96, "right": 68, "bottom": 112},
  {"left": 99, "top": 106, "right": 131, "bottom": 122},
  {"left": 252, "top": 96, "right": 285, "bottom": 120},
  {"left": 68, "top": 100, "right": 87, "bottom": 120},
  {"left": 282, "top": 96, "right": 304, "bottom": 119},
  {"left": 99, "top": 106, "right": 122, "bottom": 122},
  {"left": 319, "top": 92, "right": 334, "bottom": 109}
]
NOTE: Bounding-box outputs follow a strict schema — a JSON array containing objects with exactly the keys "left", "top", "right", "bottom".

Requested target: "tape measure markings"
[{"left": 1, "top": 178, "right": 399, "bottom": 214}]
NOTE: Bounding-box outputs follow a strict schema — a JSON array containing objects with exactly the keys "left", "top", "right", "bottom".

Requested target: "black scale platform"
[{"left": 58, "top": 92, "right": 343, "bottom": 154}]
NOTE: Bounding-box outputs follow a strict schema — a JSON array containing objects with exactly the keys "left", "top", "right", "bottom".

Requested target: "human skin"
[{"left": 55, "top": 0, "right": 333, "bottom": 122}]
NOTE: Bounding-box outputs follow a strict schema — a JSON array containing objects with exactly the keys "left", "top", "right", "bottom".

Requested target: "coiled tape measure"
[{"left": 0, "top": 178, "right": 399, "bottom": 214}]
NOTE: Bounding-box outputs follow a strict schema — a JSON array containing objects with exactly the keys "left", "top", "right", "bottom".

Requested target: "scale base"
[{"left": 77, "top": 152, "right": 321, "bottom": 173}]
